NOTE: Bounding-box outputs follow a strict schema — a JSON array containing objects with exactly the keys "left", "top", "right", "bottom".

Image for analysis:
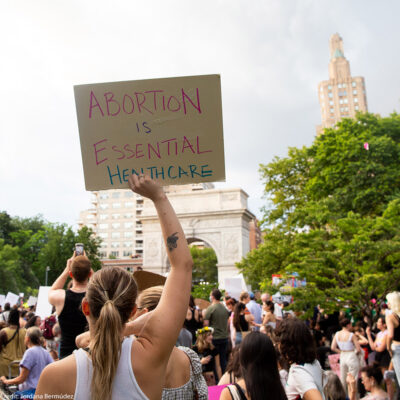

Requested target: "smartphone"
[{"left": 75, "top": 243, "right": 84, "bottom": 256}]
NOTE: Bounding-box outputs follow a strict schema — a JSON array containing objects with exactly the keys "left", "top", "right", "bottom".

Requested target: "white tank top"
[
  {"left": 73, "top": 336, "right": 148, "bottom": 400},
  {"left": 336, "top": 332, "right": 355, "bottom": 351}
]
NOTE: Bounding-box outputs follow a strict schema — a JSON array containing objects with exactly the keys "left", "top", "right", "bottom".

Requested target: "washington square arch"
[{"left": 140, "top": 184, "right": 258, "bottom": 287}]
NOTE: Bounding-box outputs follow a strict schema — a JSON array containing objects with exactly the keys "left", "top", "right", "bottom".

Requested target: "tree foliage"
[
  {"left": 190, "top": 246, "right": 218, "bottom": 285},
  {"left": 238, "top": 113, "right": 400, "bottom": 318},
  {"left": 0, "top": 212, "right": 101, "bottom": 295}
]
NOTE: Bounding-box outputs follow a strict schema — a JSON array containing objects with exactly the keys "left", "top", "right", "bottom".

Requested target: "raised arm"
[{"left": 128, "top": 174, "right": 193, "bottom": 361}]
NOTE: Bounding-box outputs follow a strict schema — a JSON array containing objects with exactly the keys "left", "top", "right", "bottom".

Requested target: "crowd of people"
[{"left": 0, "top": 174, "right": 400, "bottom": 400}]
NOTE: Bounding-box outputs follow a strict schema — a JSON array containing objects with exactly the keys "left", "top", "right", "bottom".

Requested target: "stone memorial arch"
[{"left": 140, "top": 186, "right": 255, "bottom": 287}]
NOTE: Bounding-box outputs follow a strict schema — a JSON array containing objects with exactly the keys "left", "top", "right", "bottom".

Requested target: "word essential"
[{"left": 93, "top": 136, "right": 212, "bottom": 166}]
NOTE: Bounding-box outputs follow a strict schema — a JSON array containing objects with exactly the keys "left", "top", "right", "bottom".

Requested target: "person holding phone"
[{"left": 48, "top": 246, "right": 92, "bottom": 358}]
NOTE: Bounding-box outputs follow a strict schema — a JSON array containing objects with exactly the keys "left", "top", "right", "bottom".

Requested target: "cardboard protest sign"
[
  {"left": 36, "top": 287, "right": 53, "bottom": 319},
  {"left": 74, "top": 74, "right": 225, "bottom": 190},
  {"left": 4, "top": 292, "right": 19, "bottom": 307},
  {"left": 224, "top": 275, "right": 247, "bottom": 300}
]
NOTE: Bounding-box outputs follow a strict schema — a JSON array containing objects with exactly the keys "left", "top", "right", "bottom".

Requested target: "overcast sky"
[{"left": 1, "top": 1, "right": 399, "bottom": 227}]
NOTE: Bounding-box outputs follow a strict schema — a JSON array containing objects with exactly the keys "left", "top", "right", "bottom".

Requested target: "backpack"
[{"left": 43, "top": 315, "right": 57, "bottom": 340}]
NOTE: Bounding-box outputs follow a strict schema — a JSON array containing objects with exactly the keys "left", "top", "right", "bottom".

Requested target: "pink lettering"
[
  {"left": 148, "top": 142, "right": 161, "bottom": 159},
  {"left": 182, "top": 88, "right": 201, "bottom": 115},
  {"left": 144, "top": 90, "right": 164, "bottom": 111},
  {"left": 112, "top": 145, "right": 125, "bottom": 160},
  {"left": 89, "top": 91, "right": 104, "bottom": 118},
  {"left": 93, "top": 139, "right": 108, "bottom": 165},
  {"left": 136, "top": 143, "right": 144, "bottom": 158},
  {"left": 135, "top": 92, "right": 153, "bottom": 115},
  {"left": 182, "top": 136, "right": 195, "bottom": 154},
  {"left": 104, "top": 92, "right": 121, "bottom": 117},
  {"left": 122, "top": 94, "right": 135, "bottom": 114},
  {"left": 167, "top": 96, "right": 181, "bottom": 112},
  {"left": 196, "top": 136, "right": 212, "bottom": 154},
  {"left": 161, "top": 138, "right": 178, "bottom": 156}
]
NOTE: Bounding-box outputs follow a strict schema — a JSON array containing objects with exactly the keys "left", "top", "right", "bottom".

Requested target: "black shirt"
[{"left": 58, "top": 289, "right": 87, "bottom": 359}]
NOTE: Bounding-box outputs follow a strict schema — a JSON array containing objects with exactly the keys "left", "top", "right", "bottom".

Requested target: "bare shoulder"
[
  {"left": 220, "top": 386, "right": 233, "bottom": 400},
  {"left": 35, "top": 354, "right": 76, "bottom": 397},
  {"left": 48, "top": 289, "right": 65, "bottom": 306}
]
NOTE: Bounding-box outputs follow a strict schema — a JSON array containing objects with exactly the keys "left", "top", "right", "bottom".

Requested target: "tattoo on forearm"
[{"left": 167, "top": 232, "right": 179, "bottom": 251}]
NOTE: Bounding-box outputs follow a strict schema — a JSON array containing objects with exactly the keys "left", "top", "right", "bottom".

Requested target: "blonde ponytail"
[{"left": 87, "top": 267, "right": 138, "bottom": 400}]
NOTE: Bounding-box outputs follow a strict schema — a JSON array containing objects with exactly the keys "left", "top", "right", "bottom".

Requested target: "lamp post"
[{"left": 45, "top": 266, "right": 50, "bottom": 286}]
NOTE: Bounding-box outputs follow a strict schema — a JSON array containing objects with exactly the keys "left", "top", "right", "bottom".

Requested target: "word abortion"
[
  {"left": 88, "top": 88, "right": 202, "bottom": 118},
  {"left": 107, "top": 164, "right": 213, "bottom": 185},
  {"left": 93, "top": 136, "right": 212, "bottom": 166}
]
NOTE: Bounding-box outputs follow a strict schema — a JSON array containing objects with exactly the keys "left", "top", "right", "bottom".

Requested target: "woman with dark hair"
[
  {"left": 218, "top": 346, "right": 242, "bottom": 385},
  {"left": 184, "top": 295, "right": 202, "bottom": 344},
  {"left": 220, "top": 332, "right": 287, "bottom": 400},
  {"left": 347, "top": 365, "right": 389, "bottom": 400},
  {"left": 35, "top": 174, "right": 193, "bottom": 399},
  {"left": 331, "top": 318, "right": 361, "bottom": 389},
  {"left": 262, "top": 300, "right": 277, "bottom": 329},
  {"left": 24, "top": 316, "right": 41, "bottom": 329},
  {"left": 0, "top": 309, "right": 26, "bottom": 376},
  {"left": 276, "top": 318, "right": 325, "bottom": 400},
  {"left": 232, "top": 303, "right": 253, "bottom": 346}
]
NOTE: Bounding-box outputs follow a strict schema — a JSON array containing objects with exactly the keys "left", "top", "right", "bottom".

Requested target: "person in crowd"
[
  {"left": 262, "top": 300, "right": 277, "bottom": 329},
  {"left": 276, "top": 318, "right": 325, "bottom": 400},
  {"left": 323, "top": 371, "right": 346, "bottom": 400},
  {"left": 347, "top": 366, "right": 389, "bottom": 400},
  {"left": 76, "top": 284, "right": 208, "bottom": 399},
  {"left": 1, "top": 304, "right": 10, "bottom": 324},
  {"left": 19, "top": 311, "right": 28, "bottom": 329},
  {"left": 184, "top": 295, "right": 202, "bottom": 344},
  {"left": 48, "top": 250, "right": 92, "bottom": 359},
  {"left": 35, "top": 174, "right": 194, "bottom": 399},
  {"left": 331, "top": 318, "right": 361, "bottom": 389},
  {"left": 24, "top": 315, "right": 41, "bottom": 329},
  {"left": 193, "top": 327, "right": 222, "bottom": 386},
  {"left": 246, "top": 292, "right": 262, "bottom": 330},
  {"left": 0, "top": 309, "right": 26, "bottom": 377},
  {"left": 385, "top": 292, "right": 400, "bottom": 385},
  {"left": 218, "top": 346, "right": 242, "bottom": 385},
  {"left": 0, "top": 327, "right": 53, "bottom": 399},
  {"left": 220, "top": 332, "right": 287, "bottom": 400},
  {"left": 366, "top": 317, "right": 393, "bottom": 398},
  {"left": 203, "top": 289, "right": 230, "bottom": 374},
  {"left": 232, "top": 303, "right": 253, "bottom": 346}
]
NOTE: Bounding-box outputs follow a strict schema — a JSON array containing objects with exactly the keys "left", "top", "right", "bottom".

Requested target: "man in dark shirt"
[
  {"left": 203, "top": 289, "right": 229, "bottom": 376},
  {"left": 48, "top": 252, "right": 92, "bottom": 358}
]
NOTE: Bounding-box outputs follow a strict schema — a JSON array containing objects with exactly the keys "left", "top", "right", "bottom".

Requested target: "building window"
[
  {"left": 124, "top": 222, "right": 134, "bottom": 229},
  {"left": 125, "top": 192, "right": 134, "bottom": 198},
  {"left": 112, "top": 223, "right": 121, "bottom": 229},
  {"left": 99, "top": 214, "right": 108, "bottom": 220},
  {"left": 99, "top": 193, "right": 109, "bottom": 199},
  {"left": 328, "top": 85, "right": 332, "bottom": 90},
  {"left": 124, "top": 232, "right": 133, "bottom": 238},
  {"left": 113, "top": 203, "right": 121, "bottom": 209},
  {"left": 125, "top": 202, "right": 134, "bottom": 208},
  {"left": 355, "top": 105, "right": 359, "bottom": 110},
  {"left": 124, "top": 213, "right": 134, "bottom": 219},
  {"left": 345, "top": 107, "right": 349, "bottom": 111},
  {"left": 330, "top": 108, "right": 334, "bottom": 113},
  {"left": 98, "top": 233, "right": 108, "bottom": 239},
  {"left": 124, "top": 242, "right": 133, "bottom": 248},
  {"left": 353, "top": 90, "right": 357, "bottom": 95},
  {"left": 344, "top": 99, "right": 348, "bottom": 104},
  {"left": 111, "top": 242, "right": 120, "bottom": 248},
  {"left": 111, "top": 232, "right": 120, "bottom": 238},
  {"left": 112, "top": 214, "right": 120, "bottom": 219},
  {"left": 110, "top": 251, "right": 119, "bottom": 257},
  {"left": 99, "top": 252, "right": 107, "bottom": 258},
  {"left": 123, "top": 251, "right": 132, "bottom": 257},
  {"left": 99, "top": 224, "right": 108, "bottom": 229},
  {"left": 352, "top": 81, "right": 356, "bottom": 87},
  {"left": 329, "top": 100, "right": 334, "bottom": 106},
  {"left": 112, "top": 192, "right": 120, "bottom": 199},
  {"left": 354, "top": 98, "right": 358, "bottom": 103},
  {"left": 328, "top": 92, "right": 333, "bottom": 98},
  {"left": 338, "top": 83, "right": 342, "bottom": 88},
  {"left": 100, "top": 204, "right": 109, "bottom": 210},
  {"left": 339, "top": 99, "right": 343, "bottom": 104}
]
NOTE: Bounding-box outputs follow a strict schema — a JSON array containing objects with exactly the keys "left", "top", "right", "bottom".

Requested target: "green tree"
[
  {"left": 238, "top": 113, "right": 400, "bottom": 319},
  {"left": 190, "top": 246, "right": 218, "bottom": 285},
  {"left": 0, "top": 239, "right": 24, "bottom": 293}
]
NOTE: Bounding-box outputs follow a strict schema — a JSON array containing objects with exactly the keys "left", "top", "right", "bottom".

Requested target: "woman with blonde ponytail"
[{"left": 35, "top": 174, "right": 193, "bottom": 400}]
